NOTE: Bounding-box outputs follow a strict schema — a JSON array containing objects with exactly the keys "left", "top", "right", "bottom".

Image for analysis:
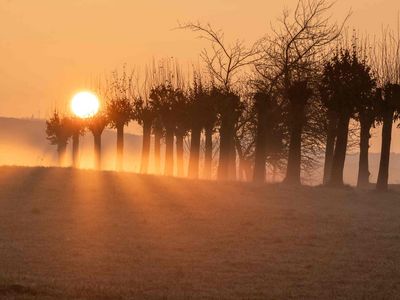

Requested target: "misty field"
[{"left": 1, "top": 166, "right": 400, "bottom": 299}]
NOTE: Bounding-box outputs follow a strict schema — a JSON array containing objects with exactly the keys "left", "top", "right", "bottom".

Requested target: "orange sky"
[{"left": 0, "top": 0, "right": 398, "bottom": 122}]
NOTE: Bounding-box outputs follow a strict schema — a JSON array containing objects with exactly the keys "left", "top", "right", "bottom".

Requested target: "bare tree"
[
  {"left": 178, "top": 21, "right": 260, "bottom": 91},
  {"left": 133, "top": 66, "right": 157, "bottom": 175},
  {"left": 179, "top": 22, "right": 260, "bottom": 180},
  {"left": 45, "top": 111, "right": 71, "bottom": 167},
  {"left": 187, "top": 74, "right": 205, "bottom": 179},
  {"left": 255, "top": 0, "right": 349, "bottom": 185},
  {"left": 64, "top": 116, "right": 85, "bottom": 168},
  {"left": 86, "top": 112, "right": 108, "bottom": 170},
  {"left": 147, "top": 58, "right": 186, "bottom": 177},
  {"left": 235, "top": 93, "right": 257, "bottom": 181},
  {"left": 373, "top": 26, "right": 400, "bottom": 191},
  {"left": 105, "top": 66, "right": 135, "bottom": 171}
]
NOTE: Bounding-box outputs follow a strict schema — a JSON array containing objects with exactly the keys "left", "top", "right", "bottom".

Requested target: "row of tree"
[{"left": 46, "top": 0, "right": 400, "bottom": 191}]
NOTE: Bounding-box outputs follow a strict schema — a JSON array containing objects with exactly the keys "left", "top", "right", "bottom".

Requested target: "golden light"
[{"left": 70, "top": 91, "right": 100, "bottom": 118}]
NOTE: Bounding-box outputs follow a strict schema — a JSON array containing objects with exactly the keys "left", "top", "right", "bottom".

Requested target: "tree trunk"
[
  {"left": 217, "top": 125, "right": 229, "bottom": 180},
  {"left": 93, "top": 132, "right": 102, "bottom": 170},
  {"left": 188, "top": 126, "right": 201, "bottom": 179},
  {"left": 235, "top": 138, "right": 245, "bottom": 181},
  {"left": 203, "top": 127, "right": 213, "bottom": 179},
  {"left": 377, "top": 110, "right": 394, "bottom": 191},
  {"left": 57, "top": 142, "right": 67, "bottom": 167},
  {"left": 284, "top": 101, "right": 306, "bottom": 185},
  {"left": 253, "top": 97, "right": 268, "bottom": 183},
  {"left": 140, "top": 121, "right": 151, "bottom": 174},
  {"left": 323, "top": 110, "right": 337, "bottom": 184},
  {"left": 217, "top": 118, "right": 234, "bottom": 180},
  {"left": 175, "top": 133, "right": 184, "bottom": 177},
  {"left": 236, "top": 138, "right": 252, "bottom": 181},
  {"left": 72, "top": 132, "right": 80, "bottom": 168},
  {"left": 243, "top": 160, "right": 252, "bottom": 181},
  {"left": 357, "top": 119, "right": 371, "bottom": 188},
  {"left": 329, "top": 114, "right": 350, "bottom": 186},
  {"left": 284, "top": 123, "right": 303, "bottom": 184},
  {"left": 228, "top": 137, "right": 237, "bottom": 180},
  {"left": 154, "top": 130, "right": 162, "bottom": 174},
  {"left": 116, "top": 125, "right": 124, "bottom": 171},
  {"left": 164, "top": 126, "right": 174, "bottom": 176}
]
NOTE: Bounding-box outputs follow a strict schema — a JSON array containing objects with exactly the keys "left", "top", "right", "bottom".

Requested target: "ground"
[{"left": 0, "top": 166, "right": 400, "bottom": 299}]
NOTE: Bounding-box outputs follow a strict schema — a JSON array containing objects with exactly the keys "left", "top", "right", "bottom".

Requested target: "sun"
[{"left": 70, "top": 91, "right": 100, "bottom": 118}]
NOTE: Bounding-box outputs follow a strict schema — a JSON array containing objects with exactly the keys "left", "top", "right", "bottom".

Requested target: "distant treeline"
[{"left": 46, "top": 0, "right": 400, "bottom": 191}]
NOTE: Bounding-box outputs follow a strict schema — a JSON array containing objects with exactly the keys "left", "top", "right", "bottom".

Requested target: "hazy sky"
[{"left": 0, "top": 0, "right": 398, "bottom": 119}]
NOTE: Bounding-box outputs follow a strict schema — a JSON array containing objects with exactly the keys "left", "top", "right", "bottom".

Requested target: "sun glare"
[{"left": 71, "top": 91, "right": 100, "bottom": 118}]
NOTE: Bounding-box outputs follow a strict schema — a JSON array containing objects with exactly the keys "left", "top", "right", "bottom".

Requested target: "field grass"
[{"left": 1, "top": 166, "right": 400, "bottom": 299}]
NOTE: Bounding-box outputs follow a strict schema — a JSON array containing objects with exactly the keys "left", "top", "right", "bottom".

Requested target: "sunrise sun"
[{"left": 70, "top": 91, "right": 100, "bottom": 118}]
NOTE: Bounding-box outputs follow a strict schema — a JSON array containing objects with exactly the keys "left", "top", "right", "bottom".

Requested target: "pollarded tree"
[
  {"left": 265, "top": 102, "right": 287, "bottom": 181},
  {"left": 187, "top": 76, "right": 208, "bottom": 179},
  {"left": 133, "top": 95, "right": 155, "bottom": 174},
  {"left": 180, "top": 22, "right": 260, "bottom": 180},
  {"left": 250, "top": 72, "right": 284, "bottom": 183},
  {"left": 321, "top": 50, "right": 355, "bottom": 186},
  {"left": 341, "top": 37, "right": 378, "bottom": 188},
  {"left": 255, "top": 0, "right": 348, "bottom": 185},
  {"left": 376, "top": 84, "right": 400, "bottom": 191},
  {"left": 86, "top": 112, "right": 108, "bottom": 170},
  {"left": 152, "top": 116, "right": 164, "bottom": 174},
  {"left": 64, "top": 116, "right": 85, "bottom": 168},
  {"left": 252, "top": 92, "right": 269, "bottom": 182},
  {"left": 283, "top": 80, "right": 314, "bottom": 184},
  {"left": 216, "top": 88, "right": 242, "bottom": 180},
  {"left": 146, "top": 58, "right": 186, "bottom": 176},
  {"left": 105, "top": 68, "right": 135, "bottom": 171},
  {"left": 234, "top": 91, "right": 257, "bottom": 181},
  {"left": 321, "top": 48, "right": 375, "bottom": 186},
  {"left": 354, "top": 79, "right": 377, "bottom": 188},
  {"left": 149, "top": 82, "right": 183, "bottom": 176},
  {"left": 174, "top": 90, "right": 189, "bottom": 177},
  {"left": 321, "top": 105, "right": 338, "bottom": 184},
  {"left": 200, "top": 84, "right": 219, "bottom": 179},
  {"left": 373, "top": 28, "right": 400, "bottom": 191},
  {"left": 45, "top": 111, "right": 71, "bottom": 167}
]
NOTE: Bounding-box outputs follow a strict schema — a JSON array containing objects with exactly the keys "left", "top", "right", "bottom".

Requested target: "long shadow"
[{"left": 0, "top": 166, "right": 52, "bottom": 210}]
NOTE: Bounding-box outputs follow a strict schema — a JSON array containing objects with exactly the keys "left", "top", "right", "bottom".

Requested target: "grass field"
[{"left": 1, "top": 166, "right": 400, "bottom": 299}]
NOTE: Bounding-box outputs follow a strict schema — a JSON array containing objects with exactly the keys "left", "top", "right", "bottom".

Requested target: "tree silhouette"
[
  {"left": 252, "top": 92, "right": 269, "bottom": 182},
  {"left": 235, "top": 91, "right": 257, "bottom": 181},
  {"left": 321, "top": 108, "right": 338, "bottom": 184},
  {"left": 45, "top": 111, "right": 71, "bottom": 167},
  {"left": 216, "top": 89, "right": 242, "bottom": 180},
  {"left": 152, "top": 117, "right": 164, "bottom": 174},
  {"left": 265, "top": 104, "right": 287, "bottom": 182},
  {"left": 354, "top": 78, "right": 377, "bottom": 188},
  {"left": 283, "top": 80, "right": 313, "bottom": 184},
  {"left": 41, "top": 1, "right": 400, "bottom": 188},
  {"left": 187, "top": 76, "right": 207, "bottom": 179},
  {"left": 65, "top": 116, "right": 85, "bottom": 168},
  {"left": 374, "top": 27, "right": 400, "bottom": 191},
  {"left": 321, "top": 48, "right": 374, "bottom": 186},
  {"left": 174, "top": 92, "right": 189, "bottom": 177},
  {"left": 254, "top": 0, "right": 347, "bottom": 185},
  {"left": 106, "top": 68, "right": 135, "bottom": 171},
  {"left": 202, "top": 87, "right": 219, "bottom": 179},
  {"left": 86, "top": 112, "right": 108, "bottom": 170},
  {"left": 180, "top": 22, "right": 259, "bottom": 180},
  {"left": 376, "top": 84, "right": 400, "bottom": 191},
  {"left": 134, "top": 96, "right": 154, "bottom": 174},
  {"left": 149, "top": 82, "right": 184, "bottom": 176}
]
